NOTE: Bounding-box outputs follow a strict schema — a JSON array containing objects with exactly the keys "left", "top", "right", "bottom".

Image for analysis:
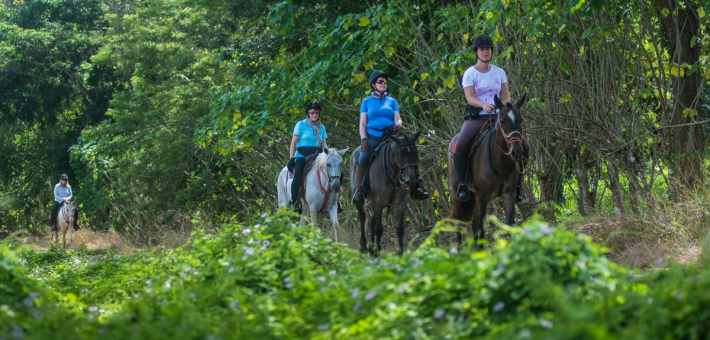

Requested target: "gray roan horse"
[
  {"left": 350, "top": 130, "right": 422, "bottom": 255},
  {"left": 447, "top": 95, "right": 527, "bottom": 247},
  {"left": 51, "top": 201, "right": 76, "bottom": 248},
  {"left": 277, "top": 147, "right": 349, "bottom": 241}
]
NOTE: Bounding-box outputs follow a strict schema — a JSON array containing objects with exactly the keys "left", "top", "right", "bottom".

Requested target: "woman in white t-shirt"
[{"left": 452, "top": 34, "right": 513, "bottom": 202}]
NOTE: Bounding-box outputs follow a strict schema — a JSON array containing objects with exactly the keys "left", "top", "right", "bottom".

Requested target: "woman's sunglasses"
[{"left": 376, "top": 79, "right": 387, "bottom": 84}]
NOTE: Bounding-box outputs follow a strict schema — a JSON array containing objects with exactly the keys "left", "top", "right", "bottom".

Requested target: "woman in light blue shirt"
[
  {"left": 287, "top": 101, "right": 328, "bottom": 214},
  {"left": 352, "top": 70, "right": 429, "bottom": 204}
]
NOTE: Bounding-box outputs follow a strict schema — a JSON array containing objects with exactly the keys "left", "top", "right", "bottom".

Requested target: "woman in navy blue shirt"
[
  {"left": 352, "top": 70, "right": 429, "bottom": 203},
  {"left": 287, "top": 101, "right": 328, "bottom": 214}
]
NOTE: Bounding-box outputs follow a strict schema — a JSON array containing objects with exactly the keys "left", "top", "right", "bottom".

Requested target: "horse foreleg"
[
  {"left": 310, "top": 208, "right": 318, "bottom": 231},
  {"left": 395, "top": 201, "right": 407, "bottom": 255},
  {"left": 471, "top": 194, "right": 488, "bottom": 249},
  {"left": 62, "top": 228, "right": 67, "bottom": 248},
  {"left": 356, "top": 205, "right": 368, "bottom": 253},
  {"left": 328, "top": 203, "right": 339, "bottom": 243},
  {"left": 69, "top": 226, "right": 74, "bottom": 249},
  {"left": 371, "top": 203, "right": 383, "bottom": 256},
  {"left": 503, "top": 188, "right": 516, "bottom": 226},
  {"left": 299, "top": 212, "right": 307, "bottom": 228}
]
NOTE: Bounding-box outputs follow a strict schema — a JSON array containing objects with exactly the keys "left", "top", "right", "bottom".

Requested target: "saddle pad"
[{"left": 449, "top": 118, "right": 496, "bottom": 157}]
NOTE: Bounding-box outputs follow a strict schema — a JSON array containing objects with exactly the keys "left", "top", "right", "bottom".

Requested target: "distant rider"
[
  {"left": 452, "top": 34, "right": 525, "bottom": 202},
  {"left": 352, "top": 70, "right": 429, "bottom": 204},
  {"left": 50, "top": 174, "right": 80, "bottom": 231},
  {"left": 287, "top": 101, "right": 329, "bottom": 214}
]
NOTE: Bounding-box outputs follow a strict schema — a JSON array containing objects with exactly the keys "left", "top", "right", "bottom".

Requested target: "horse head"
[
  {"left": 322, "top": 147, "right": 349, "bottom": 192},
  {"left": 494, "top": 94, "right": 527, "bottom": 162},
  {"left": 391, "top": 130, "right": 422, "bottom": 189},
  {"left": 63, "top": 201, "right": 76, "bottom": 224}
]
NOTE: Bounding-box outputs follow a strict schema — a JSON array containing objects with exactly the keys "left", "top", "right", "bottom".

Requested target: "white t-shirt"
[{"left": 461, "top": 65, "right": 508, "bottom": 112}]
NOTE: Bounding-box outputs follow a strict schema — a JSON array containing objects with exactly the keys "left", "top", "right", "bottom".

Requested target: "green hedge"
[{"left": 1, "top": 210, "right": 709, "bottom": 339}]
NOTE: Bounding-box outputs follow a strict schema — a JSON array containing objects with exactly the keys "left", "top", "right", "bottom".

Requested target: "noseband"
[
  {"left": 494, "top": 111, "right": 524, "bottom": 155},
  {"left": 384, "top": 141, "right": 418, "bottom": 189},
  {"left": 490, "top": 111, "right": 526, "bottom": 177}
]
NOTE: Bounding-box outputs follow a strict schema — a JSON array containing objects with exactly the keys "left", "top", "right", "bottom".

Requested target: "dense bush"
[{"left": 1, "top": 210, "right": 709, "bottom": 339}]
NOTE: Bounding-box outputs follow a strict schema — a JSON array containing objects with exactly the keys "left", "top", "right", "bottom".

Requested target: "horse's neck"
[{"left": 310, "top": 165, "right": 328, "bottom": 189}]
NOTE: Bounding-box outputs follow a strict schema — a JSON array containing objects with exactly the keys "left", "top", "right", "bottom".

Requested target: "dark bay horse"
[
  {"left": 447, "top": 94, "right": 527, "bottom": 246},
  {"left": 349, "top": 130, "right": 422, "bottom": 255}
]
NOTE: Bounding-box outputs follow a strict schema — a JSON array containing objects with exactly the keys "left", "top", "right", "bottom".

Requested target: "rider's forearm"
[
  {"left": 359, "top": 121, "right": 368, "bottom": 139},
  {"left": 466, "top": 96, "right": 489, "bottom": 108}
]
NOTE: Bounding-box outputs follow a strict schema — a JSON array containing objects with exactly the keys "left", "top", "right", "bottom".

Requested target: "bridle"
[
  {"left": 383, "top": 139, "right": 418, "bottom": 189},
  {"left": 60, "top": 203, "right": 73, "bottom": 223},
  {"left": 316, "top": 152, "right": 342, "bottom": 212},
  {"left": 490, "top": 109, "right": 527, "bottom": 177}
]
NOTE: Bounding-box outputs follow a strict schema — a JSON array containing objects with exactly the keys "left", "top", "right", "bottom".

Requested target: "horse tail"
[{"left": 276, "top": 166, "right": 290, "bottom": 207}]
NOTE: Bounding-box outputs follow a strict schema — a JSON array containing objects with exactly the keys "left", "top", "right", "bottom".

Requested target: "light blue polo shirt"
[
  {"left": 360, "top": 96, "right": 399, "bottom": 137},
  {"left": 293, "top": 118, "right": 327, "bottom": 158}
]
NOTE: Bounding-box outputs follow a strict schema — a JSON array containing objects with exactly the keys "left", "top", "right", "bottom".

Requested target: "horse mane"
[{"left": 315, "top": 148, "right": 341, "bottom": 170}]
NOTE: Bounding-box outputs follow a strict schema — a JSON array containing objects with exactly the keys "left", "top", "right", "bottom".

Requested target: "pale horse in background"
[
  {"left": 277, "top": 147, "right": 349, "bottom": 242},
  {"left": 51, "top": 201, "right": 76, "bottom": 248}
]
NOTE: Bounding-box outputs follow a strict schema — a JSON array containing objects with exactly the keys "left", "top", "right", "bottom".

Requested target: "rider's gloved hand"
[
  {"left": 360, "top": 138, "right": 369, "bottom": 152},
  {"left": 287, "top": 158, "right": 296, "bottom": 172}
]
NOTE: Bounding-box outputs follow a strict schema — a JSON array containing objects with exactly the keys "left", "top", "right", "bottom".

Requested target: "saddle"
[
  {"left": 449, "top": 115, "right": 497, "bottom": 157},
  {"left": 360, "top": 128, "right": 401, "bottom": 199}
]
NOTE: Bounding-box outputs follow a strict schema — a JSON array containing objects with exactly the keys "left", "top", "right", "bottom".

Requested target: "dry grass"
[{"left": 567, "top": 199, "right": 710, "bottom": 268}]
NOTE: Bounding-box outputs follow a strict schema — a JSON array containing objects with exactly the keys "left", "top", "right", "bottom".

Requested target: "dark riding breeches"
[
  {"left": 453, "top": 116, "right": 491, "bottom": 156},
  {"left": 50, "top": 202, "right": 79, "bottom": 226},
  {"left": 291, "top": 157, "right": 308, "bottom": 204},
  {"left": 357, "top": 134, "right": 381, "bottom": 168},
  {"left": 454, "top": 115, "right": 530, "bottom": 156}
]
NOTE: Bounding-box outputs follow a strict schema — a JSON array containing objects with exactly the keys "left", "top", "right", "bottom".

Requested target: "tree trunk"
[
  {"left": 652, "top": 0, "right": 703, "bottom": 197},
  {"left": 605, "top": 158, "right": 626, "bottom": 213}
]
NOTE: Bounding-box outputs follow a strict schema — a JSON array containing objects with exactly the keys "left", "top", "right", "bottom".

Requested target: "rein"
[
  {"left": 487, "top": 113, "right": 526, "bottom": 183},
  {"left": 382, "top": 139, "right": 417, "bottom": 189},
  {"left": 60, "top": 204, "right": 72, "bottom": 223},
  {"left": 314, "top": 153, "right": 341, "bottom": 212}
]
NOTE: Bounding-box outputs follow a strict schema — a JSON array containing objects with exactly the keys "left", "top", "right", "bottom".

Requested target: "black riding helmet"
[
  {"left": 60, "top": 174, "right": 68, "bottom": 180},
  {"left": 305, "top": 101, "right": 321, "bottom": 112},
  {"left": 369, "top": 70, "right": 389, "bottom": 101},
  {"left": 472, "top": 34, "right": 494, "bottom": 51},
  {"left": 369, "top": 70, "right": 389, "bottom": 88}
]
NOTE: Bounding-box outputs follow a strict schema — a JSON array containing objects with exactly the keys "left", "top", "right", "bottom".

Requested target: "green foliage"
[{"left": 2, "top": 210, "right": 709, "bottom": 339}]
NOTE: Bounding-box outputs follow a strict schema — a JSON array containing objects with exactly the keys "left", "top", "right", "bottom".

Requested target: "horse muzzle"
[
  {"left": 331, "top": 179, "right": 341, "bottom": 192},
  {"left": 510, "top": 144, "right": 524, "bottom": 161}
]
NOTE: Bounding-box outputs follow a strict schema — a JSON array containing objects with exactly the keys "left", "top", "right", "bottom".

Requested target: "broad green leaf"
[{"left": 358, "top": 17, "right": 370, "bottom": 26}]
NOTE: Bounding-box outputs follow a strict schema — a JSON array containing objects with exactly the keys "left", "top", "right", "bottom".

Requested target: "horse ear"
[
  {"left": 337, "top": 148, "right": 349, "bottom": 156},
  {"left": 411, "top": 131, "right": 422, "bottom": 143},
  {"left": 494, "top": 95, "right": 504, "bottom": 109},
  {"left": 515, "top": 93, "right": 527, "bottom": 110}
]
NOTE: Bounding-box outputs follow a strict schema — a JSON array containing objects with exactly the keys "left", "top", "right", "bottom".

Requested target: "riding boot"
[
  {"left": 453, "top": 154, "right": 471, "bottom": 201},
  {"left": 516, "top": 174, "right": 524, "bottom": 203},
  {"left": 293, "top": 199, "right": 303, "bottom": 215},
  {"left": 337, "top": 201, "right": 343, "bottom": 213},
  {"left": 51, "top": 222, "right": 56, "bottom": 232},
  {"left": 352, "top": 165, "right": 367, "bottom": 204},
  {"left": 409, "top": 170, "right": 430, "bottom": 201}
]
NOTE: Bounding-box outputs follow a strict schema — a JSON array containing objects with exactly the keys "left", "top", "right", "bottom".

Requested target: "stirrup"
[
  {"left": 352, "top": 187, "right": 364, "bottom": 204},
  {"left": 293, "top": 200, "right": 302, "bottom": 214},
  {"left": 457, "top": 183, "right": 470, "bottom": 201}
]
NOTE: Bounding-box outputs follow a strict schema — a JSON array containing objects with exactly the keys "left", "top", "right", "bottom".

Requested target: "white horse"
[
  {"left": 51, "top": 201, "right": 76, "bottom": 248},
  {"left": 277, "top": 147, "right": 349, "bottom": 241}
]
